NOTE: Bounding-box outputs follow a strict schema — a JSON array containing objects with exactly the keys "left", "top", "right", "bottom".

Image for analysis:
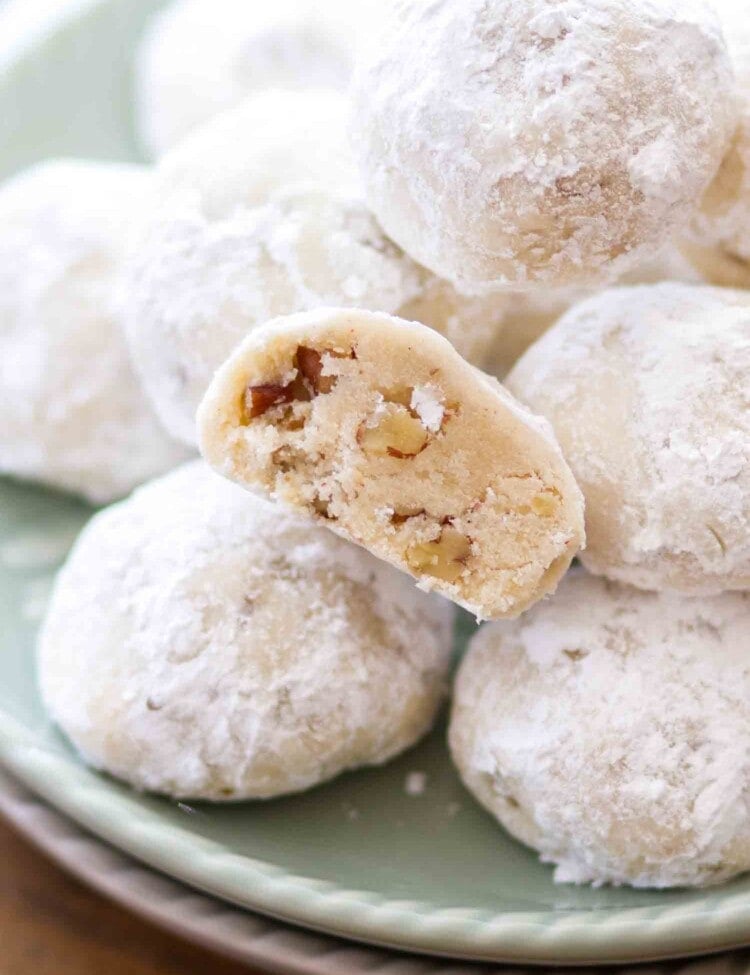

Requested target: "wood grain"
[{"left": 0, "top": 816, "right": 265, "bottom": 975}]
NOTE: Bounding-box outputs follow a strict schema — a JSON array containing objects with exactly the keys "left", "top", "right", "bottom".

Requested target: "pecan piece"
[
  {"left": 243, "top": 383, "right": 293, "bottom": 421},
  {"left": 358, "top": 407, "right": 429, "bottom": 458},
  {"left": 407, "top": 528, "right": 472, "bottom": 583}
]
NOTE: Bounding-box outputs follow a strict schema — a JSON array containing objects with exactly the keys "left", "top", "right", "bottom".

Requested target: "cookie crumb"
[{"left": 405, "top": 771, "right": 427, "bottom": 796}]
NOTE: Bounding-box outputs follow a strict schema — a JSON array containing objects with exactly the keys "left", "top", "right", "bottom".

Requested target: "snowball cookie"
[
  {"left": 681, "top": 0, "right": 750, "bottom": 289},
  {"left": 124, "top": 91, "right": 508, "bottom": 447},
  {"left": 39, "top": 461, "right": 453, "bottom": 801},
  {"left": 0, "top": 160, "right": 188, "bottom": 504},
  {"left": 135, "top": 0, "right": 374, "bottom": 157},
  {"left": 506, "top": 283, "right": 750, "bottom": 594},
  {"left": 350, "top": 0, "right": 736, "bottom": 293},
  {"left": 449, "top": 572, "right": 750, "bottom": 888},
  {"left": 198, "top": 308, "right": 585, "bottom": 621}
]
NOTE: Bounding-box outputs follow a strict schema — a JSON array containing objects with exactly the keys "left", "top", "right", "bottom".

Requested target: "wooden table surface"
[{"left": 0, "top": 815, "right": 267, "bottom": 975}]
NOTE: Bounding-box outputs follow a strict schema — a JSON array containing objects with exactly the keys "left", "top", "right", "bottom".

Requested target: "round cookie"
[
  {"left": 198, "top": 308, "right": 585, "bottom": 621},
  {"left": 682, "top": 0, "right": 750, "bottom": 288},
  {"left": 449, "top": 571, "right": 750, "bottom": 889},
  {"left": 0, "top": 160, "right": 188, "bottom": 504},
  {"left": 135, "top": 0, "right": 371, "bottom": 157},
  {"left": 506, "top": 283, "right": 750, "bottom": 594},
  {"left": 124, "top": 92, "right": 508, "bottom": 447},
  {"left": 39, "top": 461, "right": 453, "bottom": 801},
  {"left": 350, "top": 0, "right": 736, "bottom": 292}
]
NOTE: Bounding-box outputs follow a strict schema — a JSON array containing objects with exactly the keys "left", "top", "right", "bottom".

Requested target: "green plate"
[{"left": 2, "top": 1, "right": 750, "bottom": 964}]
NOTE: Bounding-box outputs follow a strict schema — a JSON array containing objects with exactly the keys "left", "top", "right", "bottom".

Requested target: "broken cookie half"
[{"left": 198, "top": 308, "right": 585, "bottom": 620}]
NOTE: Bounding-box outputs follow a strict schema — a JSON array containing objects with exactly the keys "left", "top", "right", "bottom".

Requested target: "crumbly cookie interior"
[{"left": 200, "top": 313, "right": 584, "bottom": 619}]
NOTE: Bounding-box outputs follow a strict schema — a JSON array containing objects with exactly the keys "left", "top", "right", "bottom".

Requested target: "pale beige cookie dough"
[
  {"left": 507, "top": 283, "right": 750, "bottom": 594},
  {"left": 350, "top": 0, "right": 736, "bottom": 292},
  {"left": 39, "top": 461, "right": 454, "bottom": 801},
  {"left": 198, "top": 308, "right": 585, "bottom": 621},
  {"left": 124, "top": 91, "right": 507, "bottom": 447},
  {"left": 681, "top": 0, "right": 750, "bottom": 288},
  {"left": 450, "top": 571, "right": 750, "bottom": 889}
]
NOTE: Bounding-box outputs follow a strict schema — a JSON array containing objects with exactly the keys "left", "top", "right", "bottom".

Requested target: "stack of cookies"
[{"left": 2, "top": 0, "right": 748, "bottom": 890}]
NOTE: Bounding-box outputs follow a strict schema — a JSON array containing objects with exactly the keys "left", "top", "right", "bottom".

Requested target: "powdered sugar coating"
[
  {"left": 450, "top": 571, "right": 750, "bottom": 888},
  {"left": 124, "top": 91, "right": 508, "bottom": 447},
  {"left": 0, "top": 161, "right": 188, "bottom": 504},
  {"left": 134, "top": 0, "right": 372, "bottom": 158},
  {"left": 683, "top": 0, "right": 750, "bottom": 288},
  {"left": 39, "top": 461, "right": 454, "bottom": 801},
  {"left": 350, "top": 0, "right": 736, "bottom": 292},
  {"left": 507, "top": 283, "right": 750, "bottom": 594}
]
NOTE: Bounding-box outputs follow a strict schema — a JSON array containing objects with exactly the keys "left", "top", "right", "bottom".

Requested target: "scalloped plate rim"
[
  {"left": 3, "top": 708, "right": 750, "bottom": 965},
  {"left": 2, "top": 766, "right": 746, "bottom": 975}
]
